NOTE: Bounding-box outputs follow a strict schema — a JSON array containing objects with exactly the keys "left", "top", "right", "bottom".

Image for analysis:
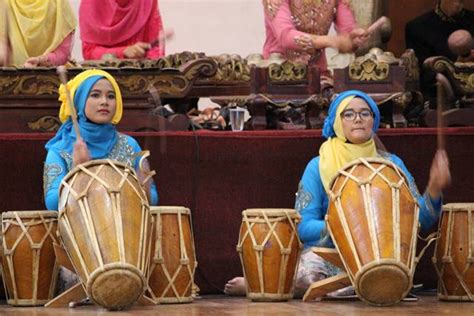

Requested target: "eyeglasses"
[{"left": 340, "top": 109, "right": 374, "bottom": 121}]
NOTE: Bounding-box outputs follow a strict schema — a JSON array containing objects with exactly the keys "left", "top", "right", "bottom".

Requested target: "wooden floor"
[{"left": 0, "top": 295, "right": 474, "bottom": 315}]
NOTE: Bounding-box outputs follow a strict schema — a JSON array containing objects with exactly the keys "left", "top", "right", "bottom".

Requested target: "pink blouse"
[{"left": 263, "top": 0, "right": 356, "bottom": 71}]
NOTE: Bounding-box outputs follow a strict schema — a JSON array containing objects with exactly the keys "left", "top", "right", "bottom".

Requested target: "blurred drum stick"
[
  {"left": 367, "top": 16, "right": 388, "bottom": 35},
  {"left": 147, "top": 84, "right": 167, "bottom": 154},
  {"left": 374, "top": 134, "right": 388, "bottom": 153},
  {"left": 57, "top": 66, "right": 82, "bottom": 141},
  {"left": 149, "top": 29, "right": 175, "bottom": 48},
  {"left": 435, "top": 74, "right": 454, "bottom": 151}
]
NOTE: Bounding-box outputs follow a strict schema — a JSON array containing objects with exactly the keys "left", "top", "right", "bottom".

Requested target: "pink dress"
[
  {"left": 263, "top": 0, "right": 356, "bottom": 73},
  {"left": 80, "top": 0, "right": 164, "bottom": 60}
]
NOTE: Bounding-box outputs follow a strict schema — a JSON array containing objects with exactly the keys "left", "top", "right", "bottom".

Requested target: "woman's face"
[
  {"left": 340, "top": 97, "right": 374, "bottom": 144},
  {"left": 84, "top": 79, "right": 117, "bottom": 124}
]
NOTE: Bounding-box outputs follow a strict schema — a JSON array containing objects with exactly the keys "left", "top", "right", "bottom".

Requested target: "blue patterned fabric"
[{"left": 44, "top": 134, "right": 159, "bottom": 210}]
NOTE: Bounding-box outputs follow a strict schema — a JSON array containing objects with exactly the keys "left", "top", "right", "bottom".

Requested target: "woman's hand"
[
  {"left": 334, "top": 35, "right": 354, "bottom": 53},
  {"left": 23, "top": 55, "right": 48, "bottom": 68},
  {"left": 72, "top": 139, "right": 91, "bottom": 167},
  {"left": 123, "top": 42, "right": 151, "bottom": 59},
  {"left": 350, "top": 28, "right": 369, "bottom": 49},
  {"left": 426, "top": 150, "right": 451, "bottom": 200},
  {"left": 136, "top": 157, "right": 154, "bottom": 202}
]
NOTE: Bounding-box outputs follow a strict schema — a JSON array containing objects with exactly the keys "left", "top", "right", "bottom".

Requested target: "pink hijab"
[{"left": 80, "top": 0, "right": 159, "bottom": 46}]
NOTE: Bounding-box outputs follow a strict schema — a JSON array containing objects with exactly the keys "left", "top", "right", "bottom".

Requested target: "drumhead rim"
[
  {"left": 60, "top": 159, "right": 137, "bottom": 185},
  {"left": 150, "top": 206, "right": 190, "bottom": 215},
  {"left": 328, "top": 157, "right": 411, "bottom": 193},
  {"left": 2, "top": 210, "right": 58, "bottom": 219},
  {"left": 442, "top": 203, "right": 474, "bottom": 210},
  {"left": 242, "top": 208, "right": 299, "bottom": 217}
]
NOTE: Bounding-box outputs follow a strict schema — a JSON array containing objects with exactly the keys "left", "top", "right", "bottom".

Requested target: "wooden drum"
[
  {"left": 433, "top": 203, "right": 474, "bottom": 301},
  {"left": 237, "top": 209, "right": 302, "bottom": 302},
  {"left": 58, "top": 159, "right": 152, "bottom": 310},
  {"left": 1, "top": 211, "right": 59, "bottom": 306},
  {"left": 327, "top": 157, "right": 419, "bottom": 306},
  {"left": 147, "top": 206, "right": 197, "bottom": 304}
]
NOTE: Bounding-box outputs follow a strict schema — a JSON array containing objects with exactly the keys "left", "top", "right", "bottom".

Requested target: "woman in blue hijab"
[
  {"left": 43, "top": 69, "right": 158, "bottom": 210},
  {"left": 225, "top": 90, "right": 450, "bottom": 298},
  {"left": 292, "top": 90, "right": 450, "bottom": 296}
]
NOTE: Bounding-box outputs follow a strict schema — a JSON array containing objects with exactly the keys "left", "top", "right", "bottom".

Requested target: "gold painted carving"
[
  {"left": 210, "top": 54, "right": 251, "bottom": 82},
  {"left": 349, "top": 58, "right": 389, "bottom": 81},
  {"left": 119, "top": 57, "right": 217, "bottom": 97},
  {"left": 158, "top": 53, "right": 250, "bottom": 82},
  {"left": 0, "top": 74, "right": 59, "bottom": 96},
  {"left": 157, "top": 51, "right": 204, "bottom": 69},
  {"left": 0, "top": 57, "right": 217, "bottom": 98},
  {"left": 453, "top": 72, "right": 474, "bottom": 92},
  {"left": 28, "top": 116, "right": 60, "bottom": 132},
  {"left": 431, "top": 57, "right": 474, "bottom": 93},
  {"left": 269, "top": 61, "right": 307, "bottom": 81}
]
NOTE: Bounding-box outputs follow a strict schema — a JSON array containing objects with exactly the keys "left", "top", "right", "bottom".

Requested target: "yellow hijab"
[
  {"left": 6, "top": 0, "right": 77, "bottom": 66},
  {"left": 58, "top": 69, "right": 123, "bottom": 124},
  {"left": 319, "top": 95, "right": 378, "bottom": 192}
]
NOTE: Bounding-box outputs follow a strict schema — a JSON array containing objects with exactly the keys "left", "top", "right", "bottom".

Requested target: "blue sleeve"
[
  {"left": 126, "top": 135, "right": 159, "bottom": 206},
  {"left": 43, "top": 150, "right": 68, "bottom": 211},
  {"left": 295, "top": 157, "right": 331, "bottom": 248},
  {"left": 388, "top": 154, "right": 442, "bottom": 231}
]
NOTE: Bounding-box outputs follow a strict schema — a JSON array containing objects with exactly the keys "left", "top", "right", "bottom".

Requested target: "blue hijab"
[
  {"left": 45, "top": 75, "right": 118, "bottom": 159},
  {"left": 322, "top": 90, "right": 380, "bottom": 139}
]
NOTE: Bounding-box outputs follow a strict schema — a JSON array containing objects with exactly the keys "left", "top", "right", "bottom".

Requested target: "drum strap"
[{"left": 415, "top": 232, "right": 438, "bottom": 265}]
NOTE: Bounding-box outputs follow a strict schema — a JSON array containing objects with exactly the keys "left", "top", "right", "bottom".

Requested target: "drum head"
[
  {"left": 88, "top": 265, "right": 146, "bottom": 310},
  {"left": 356, "top": 262, "right": 411, "bottom": 306}
]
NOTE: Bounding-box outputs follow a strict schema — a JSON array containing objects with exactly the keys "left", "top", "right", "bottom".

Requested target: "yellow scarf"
[
  {"left": 58, "top": 69, "right": 123, "bottom": 125},
  {"left": 319, "top": 96, "right": 377, "bottom": 192},
  {"left": 6, "top": 0, "right": 76, "bottom": 66}
]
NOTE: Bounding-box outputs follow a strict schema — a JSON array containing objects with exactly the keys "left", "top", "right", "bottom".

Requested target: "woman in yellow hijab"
[
  {"left": 225, "top": 90, "right": 451, "bottom": 298},
  {"left": 3, "top": 0, "right": 77, "bottom": 67},
  {"left": 290, "top": 89, "right": 451, "bottom": 295},
  {"left": 43, "top": 69, "right": 158, "bottom": 210}
]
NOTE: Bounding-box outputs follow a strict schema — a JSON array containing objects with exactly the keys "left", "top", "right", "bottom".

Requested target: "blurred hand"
[
  {"left": 72, "top": 139, "right": 91, "bottom": 167},
  {"left": 350, "top": 28, "right": 370, "bottom": 49},
  {"left": 427, "top": 150, "right": 451, "bottom": 199},
  {"left": 123, "top": 42, "right": 151, "bottom": 59},
  {"left": 334, "top": 35, "right": 354, "bottom": 53},
  {"left": 136, "top": 157, "right": 154, "bottom": 202},
  {"left": 23, "top": 55, "right": 48, "bottom": 68},
  {"left": 294, "top": 35, "right": 315, "bottom": 51}
]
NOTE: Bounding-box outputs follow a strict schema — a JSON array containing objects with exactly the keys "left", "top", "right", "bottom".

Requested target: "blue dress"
[
  {"left": 43, "top": 133, "right": 159, "bottom": 210},
  {"left": 295, "top": 152, "right": 441, "bottom": 248}
]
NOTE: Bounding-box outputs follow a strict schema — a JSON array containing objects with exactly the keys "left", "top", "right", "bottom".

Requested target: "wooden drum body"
[
  {"left": 433, "top": 203, "right": 474, "bottom": 301},
  {"left": 237, "top": 209, "right": 302, "bottom": 302},
  {"left": 327, "top": 158, "right": 419, "bottom": 306},
  {"left": 148, "top": 206, "right": 197, "bottom": 304},
  {"left": 1, "top": 211, "right": 59, "bottom": 306},
  {"left": 58, "top": 159, "right": 152, "bottom": 310}
]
